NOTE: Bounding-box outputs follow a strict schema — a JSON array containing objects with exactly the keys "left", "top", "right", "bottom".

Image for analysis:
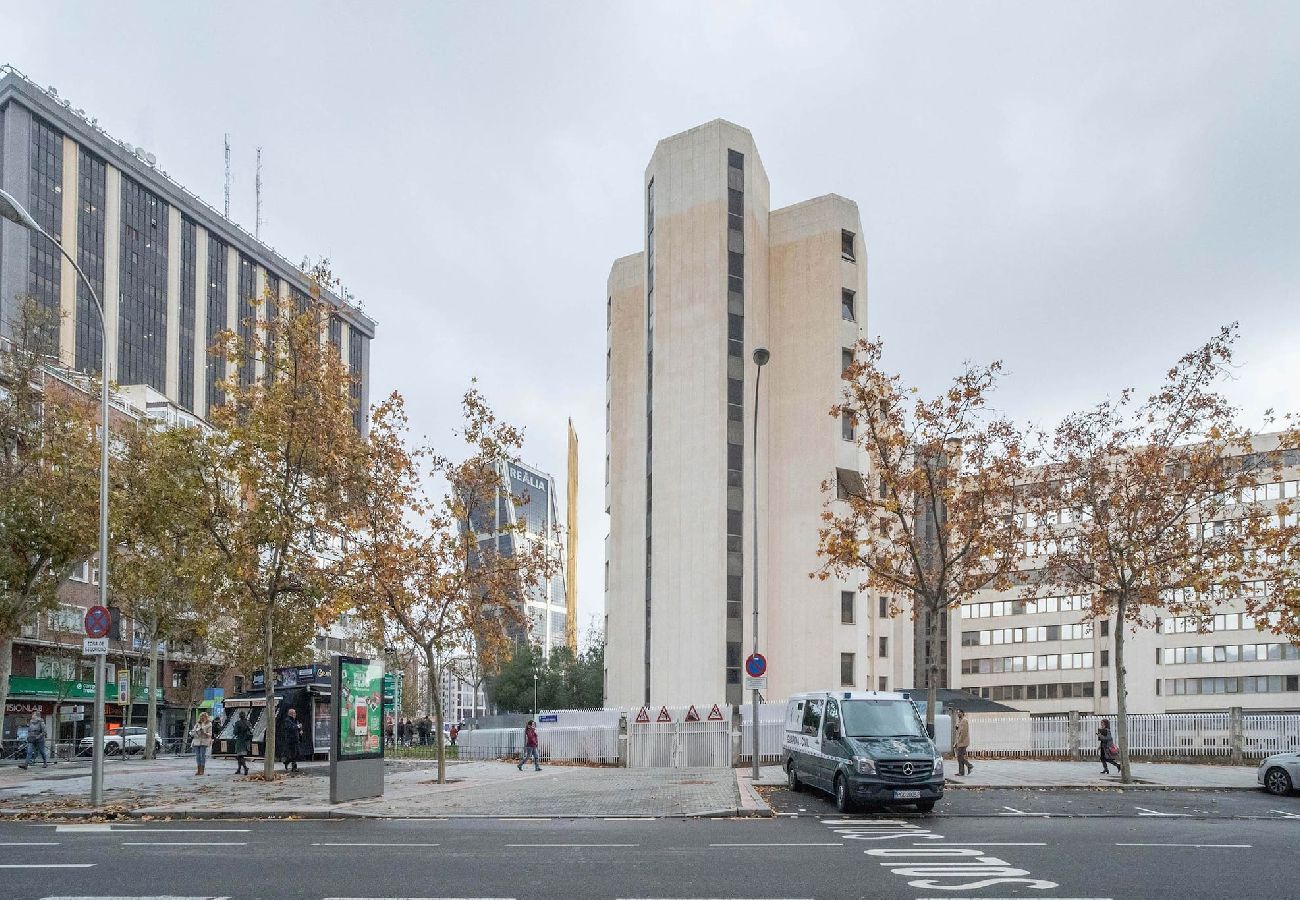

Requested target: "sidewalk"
[
  {"left": 748, "top": 758, "right": 1260, "bottom": 791},
  {"left": 0, "top": 755, "right": 753, "bottom": 819}
]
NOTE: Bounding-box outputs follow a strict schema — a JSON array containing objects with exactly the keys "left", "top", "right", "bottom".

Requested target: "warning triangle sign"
[
  {"left": 656, "top": 705, "right": 673, "bottom": 723},
  {"left": 634, "top": 707, "right": 650, "bottom": 724},
  {"left": 707, "top": 703, "right": 724, "bottom": 721},
  {"left": 684, "top": 704, "right": 701, "bottom": 722}
]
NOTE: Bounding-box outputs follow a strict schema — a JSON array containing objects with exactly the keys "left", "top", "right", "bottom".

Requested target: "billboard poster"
[{"left": 336, "top": 657, "right": 383, "bottom": 760}]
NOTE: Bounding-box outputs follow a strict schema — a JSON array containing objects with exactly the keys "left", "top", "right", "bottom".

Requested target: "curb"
[
  {"left": 944, "top": 783, "right": 1260, "bottom": 792},
  {"left": 0, "top": 807, "right": 765, "bottom": 822}
]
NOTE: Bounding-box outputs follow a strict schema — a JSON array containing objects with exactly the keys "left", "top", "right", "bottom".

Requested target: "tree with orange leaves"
[
  {"left": 816, "top": 338, "right": 1027, "bottom": 735},
  {"left": 1022, "top": 324, "right": 1293, "bottom": 782}
]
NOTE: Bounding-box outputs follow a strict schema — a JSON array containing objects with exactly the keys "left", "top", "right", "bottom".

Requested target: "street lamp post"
[
  {"left": 1, "top": 188, "right": 111, "bottom": 807},
  {"left": 533, "top": 670, "right": 539, "bottom": 717},
  {"left": 750, "top": 347, "right": 769, "bottom": 782}
]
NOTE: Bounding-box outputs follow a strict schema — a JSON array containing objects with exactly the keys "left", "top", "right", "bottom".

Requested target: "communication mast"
[
  {"left": 223, "top": 134, "right": 231, "bottom": 218},
  {"left": 255, "top": 146, "right": 263, "bottom": 240}
]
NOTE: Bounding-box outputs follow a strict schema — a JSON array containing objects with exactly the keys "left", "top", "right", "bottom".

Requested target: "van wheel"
[
  {"left": 915, "top": 800, "right": 937, "bottom": 813},
  {"left": 834, "top": 774, "right": 855, "bottom": 813},
  {"left": 786, "top": 762, "right": 802, "bottom": 792}
]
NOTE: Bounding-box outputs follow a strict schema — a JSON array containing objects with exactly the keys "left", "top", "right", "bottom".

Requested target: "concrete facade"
[{"left": 604, "top": 121, "right": 897, "bottom": 709}]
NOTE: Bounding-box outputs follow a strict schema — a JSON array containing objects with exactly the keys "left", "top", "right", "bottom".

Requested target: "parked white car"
[
  {"left": 1257, "top": 751, "right": 1300, "bottom": 796},
  {"left": 78, "top": 726, "right": 162, "bottom": 756}
]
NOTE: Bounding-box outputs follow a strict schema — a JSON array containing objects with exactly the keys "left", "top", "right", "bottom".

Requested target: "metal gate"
[{"left": 627, "top": 704, "right": 732, "bottom": 768}]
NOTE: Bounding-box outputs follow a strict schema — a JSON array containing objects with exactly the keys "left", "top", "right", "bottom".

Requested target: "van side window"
[
  {"left": 801, "top": 699, "right": 823, "bottom": 736},
  {"left": 824, "top": 699, "right": 841, "bottom": 738},
  {"left": 786, "top": 701, "right": 804, "bottom": 732}
]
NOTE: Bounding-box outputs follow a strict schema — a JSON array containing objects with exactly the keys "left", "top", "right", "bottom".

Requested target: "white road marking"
[
  {"left": 119, "top": 842, "right": 248, "bottom": 847},
  {"left": 603, "top": 817, "right": 654, "bottom": 821},
  {"left": 311, "top": 842, "right": 441, "bottom": 847},
  {"left": 51, "top": 824, "right": 122, "bottom": 833},
  {"left": 0, "top": 841, "right": 60, "bottom": 845},
  {"left": 504, "top": 843, "right": 637, "bottom": 848},
  {"left": 915, "top": 897, "right": 1113, "bottom": 899},
  {"left": 1271, "top": 809, "right": 1300, "bottom": 819},
  {"left": 109, "top": 829, "right": 250, "bottom": 833},
  {"left": 1133, "top": 806, "right": 1189, "bottom": 817},
  {"left": 708, "top": 842, "right": 844, "bottom": 847},
  {"left": 1116, "top": 842, "right": 1251, "bottom": 848},
  {"left": 996, "top": 806, "right": 1050, "bottom": 817},
  {"left": 916, "top": 842, "right": 1047, "bottom": 846},
  {"left": 40, "top": 896, "right": 229, "bottom": 899},
  {"left": 323, "top": 897, "right": 514, "bottom": 899},
  {"left": 0, "top": 863, "right": 96, "bottom": 868},
  {"left": 496, "top": 817, "right": 550, "bottom": 821}
]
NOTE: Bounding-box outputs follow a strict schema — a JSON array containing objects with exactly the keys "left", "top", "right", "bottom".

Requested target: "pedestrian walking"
[
  {"left": 1097, "top": 718, "right": 1119, "bottom": 775},
  {"left": 233, "top": 710, "right": 252, "bottom": 776},
  {"left": 18, "top": 712, "right": 48, "bottom": 770},
  {"left": 953, "top": 708, "right": 973, "bottom": 777},
  {"left": 279, "top": 708, "right": 303, "bottom": 773},
  {"left": 449, "top": 724, "right": 459, "bottom": 747},
  {"left": 517, "top": 720, "right": 541, "bottom": 772},
  {"left": 190, "top": 712, "right": 213, "bottom": 776},
  {"left": 385, "top": 716, "right": 395, "bottom": 748},
  {"left": 417, "top": 715, "right": 430, "bottom": 746}
]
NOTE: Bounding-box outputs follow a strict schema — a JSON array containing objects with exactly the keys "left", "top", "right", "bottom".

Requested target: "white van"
[{"left": 782, "top": 690, "right": 946, "bottom": 813}]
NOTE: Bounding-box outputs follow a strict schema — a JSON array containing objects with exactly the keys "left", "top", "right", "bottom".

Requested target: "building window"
[
  {"left": 349, "top": 325, "right": 367, "bottom": 433},
  {"left": 178, "top": 217, "right": 197, "bottom": 411},
  {"left": 836, "top": 467, "right": 865, "bottom": 501},
  {"left": 841, "top": 591, "right": 855, "bottom": 624},
  {"left": 75, "top": 149, "right": 107, "bottom": 375},
  {"left": 118, "top": 175, "right": 170, "bottom": 391},
  {"left": 841, "top": 288, "right": 855, "bottom": 322},
  {"left": 1100, "top": 620, "right": 1109, "bottom": 637},
  {"left": 841, "top": 229, "right": 856, "bottom": 261},
  {"left": 1100, "top": 680, "right": 1109, "bottom": 697},
  {"left": 28, "top": 116, "right": 63, "bottom": 339},
  {"left": 232, "top": 675, "right": 244, "bottom": 694},
  {"left": 1101, "top": 650, "right": 1109, "bottom": 668},
  {"left": 879, "top": 636, "right": 889, "bottom": 658},
  {"left": 879, "top": 596, "right": 890, "bottom": 617},
  {"left": 842, "top": 347, "right": 853, "bottom": 378},
  {"left": 171, "top": 670, "right": 189, "bottom": 689},
  {"left": 205, "top": 235, "right": 229, "bottom": 409},
  {"left": 841, "top": 410, "right": 855, "bottom": 441},
  {"left": 878, "top": 676, "right": 888, "bottom": 691},
  {"left": 840, "top": 653, "right": 855, "bottom": 686},
  {"left": 237, "top": 256, "right": 257, "bottom": 387}
]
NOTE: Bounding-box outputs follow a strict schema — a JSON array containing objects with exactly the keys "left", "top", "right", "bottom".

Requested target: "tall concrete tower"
[{"left": 604, "top": 121, "right": 894, "bottom": 708}]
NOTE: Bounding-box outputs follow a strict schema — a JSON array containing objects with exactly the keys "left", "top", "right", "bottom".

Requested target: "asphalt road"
[{"left": 0, "top": 805, "right": 1296, "bottom": 900}]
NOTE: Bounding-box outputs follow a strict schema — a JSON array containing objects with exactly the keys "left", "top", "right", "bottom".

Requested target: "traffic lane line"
[
  {"left": 1115, "top": 842, "right": 1252, "bottom": 848},
  {"left": 0, "top": 841, "right": 60, "bottom": 845},
  {"left": 707, "top": 842, "right": 844, "bottom": 847},
  {"left": 119, "top": 841, "right": 248, "bottom": 847},
  {"left": 311, "top": 842, "right": 441, "bottom": 847},
  {"left": 503, "top": 842, "right": 638, "bottom": 847},
  {"left": 0, "top": 863, "right": 95, "bottom": 868}
]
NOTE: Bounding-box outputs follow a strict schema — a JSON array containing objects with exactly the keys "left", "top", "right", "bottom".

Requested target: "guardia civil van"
[{"left": 782, "top": 691, "right": 947, "bottom": 813}]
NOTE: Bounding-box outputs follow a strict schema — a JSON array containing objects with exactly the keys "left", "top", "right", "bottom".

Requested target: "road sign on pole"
[
  {"left": 82, "top": 637, "right": 108, "bottom": 655},
  {"left": 744, "top": 675, "right": 768, "bottom": 692},
  {"left": 744, "top": 653, "right": 767, "bottom": 678},
  {"left": 84, "top": 605, "right": 110, "bottom": 639}
]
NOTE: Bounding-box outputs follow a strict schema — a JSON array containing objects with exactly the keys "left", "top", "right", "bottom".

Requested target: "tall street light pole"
[
  {"left": 750, "top": 347, "right": 769, "bottom": 782},
  {"left": 1, "top": 188, "right": 111, "bottom": 807}
]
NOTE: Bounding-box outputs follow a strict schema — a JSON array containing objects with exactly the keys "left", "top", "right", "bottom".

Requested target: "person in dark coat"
[
  {"left": 279, "top": 708, "right": 303, "bottom": 773},
  {"left": 417, "top": 716, "right": 430, "bottom": 746},
  {"left": 233, "top": 710, "right": 252, "bottom": 776},
  {"left": 1097, "top": 718, "right": 1118, "bottom": 775}
]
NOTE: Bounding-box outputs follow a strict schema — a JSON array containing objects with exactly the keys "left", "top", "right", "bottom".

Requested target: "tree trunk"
[
  {"left": 924, "top": 603, "right": 938, "bottom": 735},
  {"left": 0, "top": 632, "right": 15, "bottom": 752},
  {"left": 426, "top": 646, "right": 445, "bottom": 784},
  {"left": 262, "top": 606, "right": 276, "bottom": 779},
  {"left": 1113, "top": 596, "right": 1131, "bottom": 784},
  {"left": 144, "top": 634, "right": 159, "bottom": 760}
]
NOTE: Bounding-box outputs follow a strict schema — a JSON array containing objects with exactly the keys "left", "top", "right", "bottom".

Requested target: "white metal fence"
[
  {"left": 738, "top": 703, "right": 786, "bottom": 763},
  {"left": 627, "top": 704, "right": 732, "bottom": 768},
  {"left": 455, "top": 708, "right": 621, "bottom": 765},
  {"left": 968, "top": 712, "right": 1300, "bottom": 760}
]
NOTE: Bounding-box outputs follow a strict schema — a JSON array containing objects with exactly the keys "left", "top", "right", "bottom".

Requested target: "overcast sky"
[{"left": 8, "top": 2, "right": 1299, "bottom": 634}]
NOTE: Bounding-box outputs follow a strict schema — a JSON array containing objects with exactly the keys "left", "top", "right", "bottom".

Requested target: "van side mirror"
[{"left": 824, "top": 721, "right": 841, "bottom": 741}]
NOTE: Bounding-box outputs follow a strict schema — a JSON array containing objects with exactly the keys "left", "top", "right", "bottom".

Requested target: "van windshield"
[{"left": 841, "top": 700, "right": 925, "bottom": 739}]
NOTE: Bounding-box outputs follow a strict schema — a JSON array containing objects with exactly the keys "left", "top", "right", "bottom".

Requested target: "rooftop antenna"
[
  {"left": 254, "top": 146, "right": 263, "bottom": 240},
  {"left": 223, "top": 134, "right": 231, "bottom": 218}
]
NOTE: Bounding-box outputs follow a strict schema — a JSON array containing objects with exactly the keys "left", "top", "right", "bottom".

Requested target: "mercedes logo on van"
[{"left": 902, "top": 762, "right": 914, "bottom": 776}]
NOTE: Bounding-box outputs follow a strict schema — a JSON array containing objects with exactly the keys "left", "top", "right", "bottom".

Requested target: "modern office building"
[
  {"left": 471, "top": 459, "right": 569, "bottom": 657},
  {"left": 948, "top": 433, "right": 1300, "bottom": 714},
  {"left": 604, "top": 119, "right": 911, "bottom": 709},
  {"left": 0, "top": 66, "right": 375, "bottom": 429}
]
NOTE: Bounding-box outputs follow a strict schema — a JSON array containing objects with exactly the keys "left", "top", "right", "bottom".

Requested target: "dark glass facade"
[
  {"left": 348, "top": 324, "right": 365, "bottom": 433},
  {"left": 205, "top": 235, "right": 228, "bottom": 410},
  {"left": 74, "top": 150, "right": 106, "bottom": 374},
  {"left": 725, "top": 148, "right": 745, "bottom": 705},
  {"left": 644, "top": 176, "right": 655, "bottom": 706},
  {"left": 117, "top": 175, "right": 169, "bottom": 391},
  {"left": 177, "top": 216, "right": 197, "bottom": 410},
  {"left": 237, "top": 255, "right": 256, "bottom": 387},
  {"left": 328, "top": 313, "right": 342, "bottom": 352},
  {"left": 27, "top": 116, "right": 63, "bottom": 337}
]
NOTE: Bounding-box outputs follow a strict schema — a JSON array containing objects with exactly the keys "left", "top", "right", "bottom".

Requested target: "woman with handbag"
[
  {"left": 190, "top": 712, "right": 213, "bottom": 776},
  {"left": 1097, "top": 718, "right": 1118, "bottom": 775}
]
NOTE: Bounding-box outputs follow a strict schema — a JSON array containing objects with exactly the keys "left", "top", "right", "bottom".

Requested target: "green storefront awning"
[{"left": 7, "top": 676, "right": 162, "bottom": 702}]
